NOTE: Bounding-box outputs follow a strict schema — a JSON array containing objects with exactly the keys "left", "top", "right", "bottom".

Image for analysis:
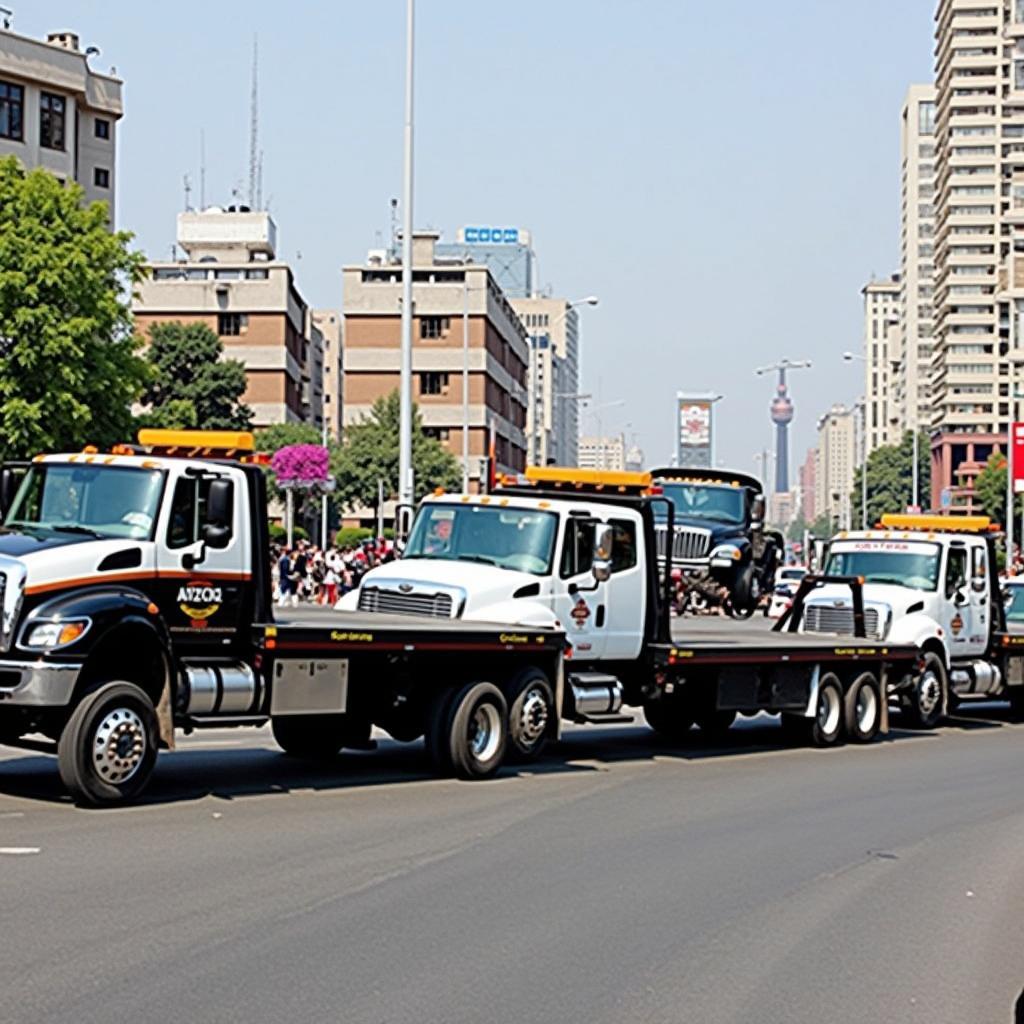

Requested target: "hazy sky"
[{"left": 25, "top": 1, "right": 935, "bottom": 475}]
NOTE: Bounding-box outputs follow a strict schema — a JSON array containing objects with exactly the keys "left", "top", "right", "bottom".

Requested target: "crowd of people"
[{"left": 271, "top": 537, "right": 396, "bottom": 607}]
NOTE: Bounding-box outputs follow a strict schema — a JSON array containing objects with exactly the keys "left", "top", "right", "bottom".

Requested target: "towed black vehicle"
[{"left": 650, "top": 467, "right": 783, "bottom": 616}]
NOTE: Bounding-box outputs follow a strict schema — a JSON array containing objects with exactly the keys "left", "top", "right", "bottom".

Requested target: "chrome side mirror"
[{"left": 592, "top": 523, "right": 614, "bottom": 583}]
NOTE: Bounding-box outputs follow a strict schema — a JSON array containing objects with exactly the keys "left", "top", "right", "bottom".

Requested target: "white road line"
[{"left": 0, "top": 847, "right": 40, "bottom": 855}]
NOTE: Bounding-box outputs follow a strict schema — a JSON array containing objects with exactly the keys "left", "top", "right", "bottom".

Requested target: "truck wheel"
[
  {"left": 903, "top": 652, "right": 946, "bottom": 730},
  {"left": 693, "top": 708, "right": 736, "bottom": 740},
  {"left": 844, "top": 672, "right": 881, "bottom": 743},
  {"left": 57, "top": 682, "right": 159, "bottom": 807},
  {"left": 643, "top": 696, "right": 694, "bottom": 742},
  {"left": 792, "top": 673, "right": 844, "bottom": 748},
  {"left": 503, "top": 668, "right": 554, "bottom": 762},
  {"left": 272, "top": 714, "right": 363, "bottom": 759},
  {"left": 437, "top": 681, "right": 508, "bottom": 780}
]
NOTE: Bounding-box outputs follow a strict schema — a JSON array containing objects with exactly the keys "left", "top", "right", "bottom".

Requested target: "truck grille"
[
  {"left": 804, "top": 604, "right": 881, "bottom": 639},
  {"left": 358, "top": 586, "right": 455, "bottom": 619},
  {"left": 655, "top": 525, "right": 712, "bottom": 561}
]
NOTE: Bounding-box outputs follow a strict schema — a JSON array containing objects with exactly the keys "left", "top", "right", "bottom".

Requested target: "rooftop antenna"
[
  {"left": 256, "top": 149, "right": 264, "bottom": 210},
  {"left": 248, "top": 33, "right": 259, "bottom": 209},
  {"left": 0, "top": 8, "right": 12, "bottom": 30},
  {"left": 390, "top": 197, "right": 399, "bottom": 256},
  {"left": 199, "top": 129, "right": 206, "bottom": 209},
  {"left": 183, "top": 173, "right": 192, "bottom": 211}
]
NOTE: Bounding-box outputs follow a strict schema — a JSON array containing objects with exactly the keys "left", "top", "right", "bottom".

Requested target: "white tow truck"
[{"left": 800, "top": 513, "right": 1024, "bottom": 726}]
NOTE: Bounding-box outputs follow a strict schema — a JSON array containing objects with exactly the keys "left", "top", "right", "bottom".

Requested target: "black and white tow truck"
[{"left": 0, "top": 431, "right": 565, "bottom": 804}]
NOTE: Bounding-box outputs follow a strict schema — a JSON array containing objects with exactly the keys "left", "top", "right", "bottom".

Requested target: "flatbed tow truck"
[{"left": 348, "top": 468, "right": 923, "bottom": 751}]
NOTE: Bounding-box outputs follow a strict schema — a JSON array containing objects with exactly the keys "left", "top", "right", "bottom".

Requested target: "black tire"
[
  {"left": 790, "top": 673, "right": 845, "bottom": 748},
  {"left": 57, "top": 681, "right": 159, "bottom": 807},
  {"left": 903, "top": 651, "right": 946, "bottom": 730},
  {"left": 272, "top": 714, "right": 365, "bottom": 759},
  {"left": 693, "top": 708, "right": 737, "bottom": 739},
  {"left": 642, "top": 695, "right": 694, "bottom": 742},
  {"left": 424, "top": 688, "right": 457, "bottom": 773},
  {"left": 729, "top": 565, "right": 759, "bottom": 619},
  {"left": 503, "top": 667, "right": 555, "bottom": 762},
  {"left": 444, "top": 681, "right": 508, "bottom": 780},
  {"left": 844, "top": 672, "right": 881, "bottom": 744}
]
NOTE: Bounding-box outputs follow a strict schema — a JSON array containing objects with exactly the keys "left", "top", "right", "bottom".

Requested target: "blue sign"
[{"left": 463, "top": 226, "right": 519, "bottom": 245}]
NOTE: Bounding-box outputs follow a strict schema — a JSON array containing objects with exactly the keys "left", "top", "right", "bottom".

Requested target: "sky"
[{"left": 25, "top": 0, "right": 936, "bottom": 475}]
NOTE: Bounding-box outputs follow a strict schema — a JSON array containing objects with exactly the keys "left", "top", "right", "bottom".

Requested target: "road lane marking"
[{"left": 0, "top": 847, "right": 40, "bottom": 855}]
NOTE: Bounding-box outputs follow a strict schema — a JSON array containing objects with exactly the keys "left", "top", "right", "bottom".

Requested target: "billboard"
[
  {"left": 461, "top": 226, "right": 520, "bottom": 245},
  {"left": 677, "top": 395, "right": 713, "bottom": 469}
]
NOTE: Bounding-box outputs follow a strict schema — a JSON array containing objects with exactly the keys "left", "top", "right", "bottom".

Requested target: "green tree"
[
  {"left": 139, "top": 321, "right": 252, "bottom": 430},
  {"left": 335, "top": 390, "right": 462, "bottom": 508},
  {"left": 972, "top": 452, "right": 1023, "bottom": 527},
  {"left": 851, "top": 430, "right": 931, "bottom": 527},
  {"left": 0, "top": 157, "right": 149, "bottom": 457}
]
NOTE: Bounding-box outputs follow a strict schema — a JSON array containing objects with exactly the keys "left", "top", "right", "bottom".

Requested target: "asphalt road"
[{"left": 3, "top": 693, "right": 1024, "bottom": 1024}]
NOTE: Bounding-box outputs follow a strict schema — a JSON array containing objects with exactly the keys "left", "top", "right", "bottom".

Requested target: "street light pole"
[
  {"left": 462, "top": 277, "right": 470, "bottom": 490},
  {"left": 397, "top": 0, "right": 415, "bottom": 510}
]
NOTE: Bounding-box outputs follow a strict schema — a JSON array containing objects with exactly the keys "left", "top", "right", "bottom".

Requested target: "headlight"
[
  {"left": 23, "top": 619, "right": 90, "bottom": 650},
  {"left": 711, "top": 544, "right": 743, "bottom": 562}
]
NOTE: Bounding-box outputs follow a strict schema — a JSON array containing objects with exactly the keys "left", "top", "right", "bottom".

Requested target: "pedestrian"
[{"left": 276, "top": 548, "right": 296, "bottom": 607}]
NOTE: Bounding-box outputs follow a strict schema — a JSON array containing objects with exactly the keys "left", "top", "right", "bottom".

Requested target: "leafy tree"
[
  {"left": 139, "top": 321, "right": 252, "bottom": 430},
  {"left": 972, "top": 452, "right": 1023, "bottom": 527},
  {"left": 851, "top": 430, "right": 930, "bottom": 527},
  {"left": 335, "top": 390, "right": 462, "bottom": 508},
  {"left": 0, "top": 157, "right": 149, "bottom": 457}
]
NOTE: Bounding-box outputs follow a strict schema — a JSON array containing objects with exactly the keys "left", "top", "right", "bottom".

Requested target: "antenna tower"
[{"left": 248, "top": 34, "right": 259, "bottom": 209}]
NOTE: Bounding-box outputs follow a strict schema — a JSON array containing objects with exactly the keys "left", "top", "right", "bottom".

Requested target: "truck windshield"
[
  {"left": 4, "top": 463, "right": 164, "bottom": 541},
  {"left": 656, "top": 483, "right": 745, "bottom": 525},
  {"left": 404, "top": 504, "right": 558, "bottom": 576},
  {"left": 1006, "top": 585, "right": 1024, "bottom": 623},
  {"left": 825, "top": 542, "right": 941, "bottom": 591}
]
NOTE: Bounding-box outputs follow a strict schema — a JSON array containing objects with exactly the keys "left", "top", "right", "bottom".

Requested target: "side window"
[
  {"left": 610, "top": 519, "right": 637, "bottom": 573},
  {"left": 945, "top": 548, "right": 968, "bottom": 600},
  {"left": 560, "top": 519, "right": 595, "bottom": 578},
  {"left": 167, "top": 477, "right": 215, "bottom": 549}
]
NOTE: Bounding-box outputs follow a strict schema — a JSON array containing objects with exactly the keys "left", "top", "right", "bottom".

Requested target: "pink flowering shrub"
[{"left": 271, "top": 444, "right": 330, "bottom": 484}]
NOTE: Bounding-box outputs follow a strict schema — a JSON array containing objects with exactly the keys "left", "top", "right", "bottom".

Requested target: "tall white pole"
[
  {"left": 912, "top": 426, "right": 919, "bottom": 511},
  {"left": 321, "top": 416, "right": 329, "bottom": 547},
  {"left": 397, "top": 0, "right": 415, "bottom": 508},
  {"left": 462, "top": 277, "right": 470, "bottom": 490},
  {"left": 861, "top": 402, "right": 867, "bottom": 527},
  {"left": 1008, "top": 287, "right": 1015, "bottom": 564},
  {"left": 286, "top": 487, "right": 294, "bottom": 548}
]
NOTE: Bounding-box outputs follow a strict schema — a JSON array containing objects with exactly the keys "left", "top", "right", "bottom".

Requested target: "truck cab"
[
  {"left": 649, "top": 467, "right": 782, "bottom": 615},
  {"left": 801, "top": 514, "right": 1012, "bottom": 726}
]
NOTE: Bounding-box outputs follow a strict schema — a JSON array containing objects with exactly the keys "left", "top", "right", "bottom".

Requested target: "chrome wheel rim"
[
  {"left": 517, "top": 687, "right": 549, "bottom": 747},
  {"left": 469, "top": 703, "right": 502, "bottom": 762},
  {"left": 918, "top": 670, "right": 941, "bottom": 717},
  {"left": 818, "top": 686, "right": 841, "bottom": 736},
  {"left": 93, "top": 707, "right": 146, "bottom": 785},
  {"left": 855, "top": 684, "right": 878, "bottom": 733}
]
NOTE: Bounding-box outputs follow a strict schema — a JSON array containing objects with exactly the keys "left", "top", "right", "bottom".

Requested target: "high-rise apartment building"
[
  {"left": 898, "top": 85, "right": 938, "bottom": 433},
  {"left": 509, "top": 297, "right": 581, "bottom": 466},
  {"left": 815, "top": 404, "right": 856, "bottom": 529},
  {"left": 342, "top": 232, "right": 528, "bottom": 484},
  {"left": 578, "top": 435, "right": 626, "bottom": 471},
  {"left": 799, "top": 448, "right": 817, "bottom": 522},
  {"left": 930, "top": 0, "right": 1017, "bottom": 509},
  {"left": 435, "top": 227, "right": 534, "bottom": 298},
  {"left": 0, "top": 28, "right": 121, "bottom": 221},
  {"left": 862, "top": 275, "right": 902, "bottom": 454},
  {"left": 134, "top": 209, "right": 324, "bottom": 430},
  {"left": 313, "top": 310, "right": 342, "bottom": 441}
]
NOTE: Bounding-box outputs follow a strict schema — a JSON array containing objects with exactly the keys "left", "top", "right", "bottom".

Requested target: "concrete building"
[
  {"left": 341, "top": 232, "right": 528, "bottom": 484},
  {"left": 313, "top": 310, "right": 342, "bottom": 441},
  {"left": 898, "top": 85, "right": 937, "bottom": 434},
  {"left": 929, "top": 1, "right": 1024, "bottom": 508},
  {"left": 509, "top": 296, "right": 581, "bottom": 466},
  {"left": 435, "top": 226, "right": 534, "bottom": 298},
  {"left": 0, "top": 27, "right": 121, "bottom": 220},
  {"left": 578, "top": 435, "right": 626, "bottom": 472},
  {"left": 799, "top": 448, "right": 817, "bottom": 522},
  {"left": 815, "top": 404, "right": 857, "bottom": 530},
  {"left": 862, "top": 275, "right": 902, "bottom": 454},
  {"left": 133, "top": 209, "right": 324, "bottom": 430}
]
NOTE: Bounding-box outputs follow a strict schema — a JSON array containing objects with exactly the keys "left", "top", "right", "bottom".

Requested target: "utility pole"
[{"left": 397, "top": 0, "right": 415, "bottom": 511}]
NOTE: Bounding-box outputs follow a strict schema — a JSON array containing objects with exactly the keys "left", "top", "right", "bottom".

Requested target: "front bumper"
[{"left": 0, "top": 660, "right": 82, "bottom": 707}]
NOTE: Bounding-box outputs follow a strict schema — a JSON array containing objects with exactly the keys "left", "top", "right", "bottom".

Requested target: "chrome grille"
[
  {"left": 804, "top": 604, "right": 881, "bottom": 639},
  {"left": 358, "top": 586, "right": 454, "bottom": 619},
  {"left": 655, "top": 525, "right": 712, "bottom": 561}
]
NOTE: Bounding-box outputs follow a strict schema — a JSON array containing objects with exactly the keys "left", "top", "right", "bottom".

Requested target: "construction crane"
[{"left": 754, "top": 359, "right": 812, "bottom": 494}]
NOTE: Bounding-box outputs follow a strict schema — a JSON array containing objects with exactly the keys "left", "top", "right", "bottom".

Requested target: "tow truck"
[
  {"left": 347, "top": 467, "right": 921, "bottom": 751},
  {"left": 801, "top": 513, "right": 1024, "bottom": 726},
  {"left": 0, "top": 431, "right": 565, "bottom": 805}
]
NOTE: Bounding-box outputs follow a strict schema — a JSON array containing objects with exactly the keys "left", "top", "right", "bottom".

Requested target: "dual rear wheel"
[{"left": 781, "top": 671, "right": 882, "bottom": 747}]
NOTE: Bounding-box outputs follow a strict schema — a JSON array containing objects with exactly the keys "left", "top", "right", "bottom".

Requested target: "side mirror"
[
  {"left": 751, "top": 494, "right": 766, "bottom": 527},
  {"left": 592, "top": 523, "right": 614, "bottom": 583},
  {"left": 203, "top": 479, "right": 233, "bottom": 549},
  {"left": 0, "top": 467, "right": 19, "bottom": 519}
]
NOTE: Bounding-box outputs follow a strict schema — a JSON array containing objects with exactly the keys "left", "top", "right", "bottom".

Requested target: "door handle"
[{"left": 595, "top": 605, "right": 606, "bottom": 627}]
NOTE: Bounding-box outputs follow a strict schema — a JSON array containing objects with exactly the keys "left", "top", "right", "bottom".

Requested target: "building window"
[
  {"left": 422, "top": 427, "right": 450, "bottom": 441},
  {"left": 420, "top": 316, "right": 449, "bottom": 339},
  {"left": 93, "top": 167, "right": 110, "bottom": 189},
  {"left": 40, "top": 92, "right": 66, "bottom": 151},
  {"left": 218, "top": 313, "right": 248, "bottom": 336},
  {"left": 94, "top": 117, "right": 110, "bottom": 140},
  {"left": 419, "top": 372, "right": 449, "bottom": 395},
  {"left": 0, "top": 81, "right": 23, "bottom": 141}
]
